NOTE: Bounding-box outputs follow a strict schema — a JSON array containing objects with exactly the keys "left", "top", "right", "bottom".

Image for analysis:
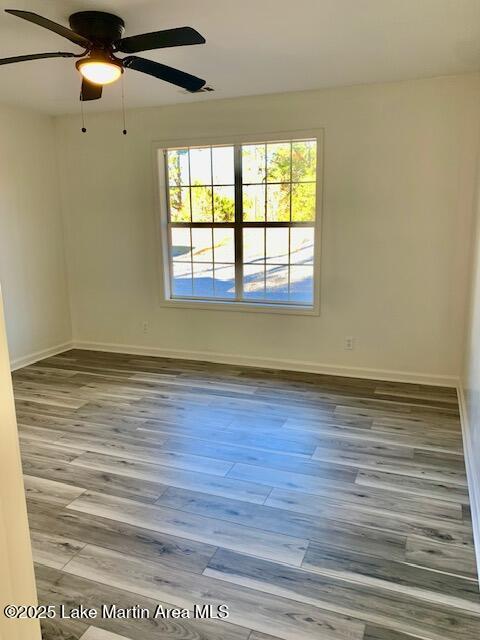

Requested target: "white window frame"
[{"left": 153, "top": 129, "right": 323, "bottom": 316}]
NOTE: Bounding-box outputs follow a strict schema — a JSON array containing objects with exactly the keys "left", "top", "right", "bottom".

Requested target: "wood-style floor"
[{"left": 12, "top": 349, "right": 479, "bottom": 640}]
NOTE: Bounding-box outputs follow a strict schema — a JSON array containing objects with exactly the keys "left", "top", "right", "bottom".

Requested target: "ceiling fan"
[{"left": 1, "top": 9, "right": 207, "bottom": 101}]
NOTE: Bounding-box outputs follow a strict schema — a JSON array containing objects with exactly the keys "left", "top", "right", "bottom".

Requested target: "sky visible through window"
[{"left": 166, "top": 140, "right": 316, "bottom": 305}]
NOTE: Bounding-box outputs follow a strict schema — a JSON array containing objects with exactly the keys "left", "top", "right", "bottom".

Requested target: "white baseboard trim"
[
  {"left": 72, "top": 340, "right": 458, "bottom": 387},
  {"left": 457, "top": 384, "right": 480, "bottom": 581},
  {"left": 10, "top": 341, "right": 74, "bottom": 372}
]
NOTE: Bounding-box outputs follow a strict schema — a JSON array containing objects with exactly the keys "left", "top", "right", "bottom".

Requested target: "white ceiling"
[{"left": 0, "top": 0, "right": 479, "bottom": 115}]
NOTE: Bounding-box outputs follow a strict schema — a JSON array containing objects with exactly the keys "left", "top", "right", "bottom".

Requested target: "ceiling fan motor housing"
[{"left": 69, "top": 11, "right": 125, "bottom": 47}]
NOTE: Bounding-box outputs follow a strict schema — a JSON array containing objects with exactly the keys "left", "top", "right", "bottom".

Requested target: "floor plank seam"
[{"left": 59, "top": 540, "right": 89, "bottom": 571}]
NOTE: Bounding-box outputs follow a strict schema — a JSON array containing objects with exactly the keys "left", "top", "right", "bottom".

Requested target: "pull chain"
[
  {"left": 80, "top": 94, "right": 87, "bottom": 133},
  {"left": 121, "top": 73, "right": 127, "bottom": 135},
  {"left": 80, "top": 76, "right": 127, "bottom": 135}
]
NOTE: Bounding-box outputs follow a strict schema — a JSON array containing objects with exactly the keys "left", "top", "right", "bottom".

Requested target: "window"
[{"left": 158, "top": 134, "right": 321, "bottom": 312}]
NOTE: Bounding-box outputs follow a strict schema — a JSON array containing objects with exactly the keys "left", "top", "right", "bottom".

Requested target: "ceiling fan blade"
[
  {"left": 5, "top": 10, "right": 91, "bottom": 48},
  {"left": 80, "top": 79, "right": 102, "bottom": 101},
  {"left": 123, "top": 56, "right": 206, "bottom": 92},
  {"left": 115, "top": 27, "right": 205, "bottom": 54},
  {"left": 0, "top": 51, "right": 77, "bottom": 66}
]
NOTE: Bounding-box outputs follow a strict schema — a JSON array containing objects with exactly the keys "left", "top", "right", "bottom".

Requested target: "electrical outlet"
[
  {"left": 344, "top": 336, "right": 354, "bottom": 350},
  {"left": 142, "top": 321, "right": 149, "bottom": 334}
]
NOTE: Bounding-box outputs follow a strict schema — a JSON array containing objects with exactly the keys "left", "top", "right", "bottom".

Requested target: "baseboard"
[
  {"left": 457, "top": 384, "right": 480, "bottom": 581},
  {"left": 10, "top": 341, "right": 74, "bottom": 372},
  {"left": 8, "top": 337, "right": 457, "bottom": 386},
  {"left": 72, "top": 340, "right": 458, "bottom": 387}
]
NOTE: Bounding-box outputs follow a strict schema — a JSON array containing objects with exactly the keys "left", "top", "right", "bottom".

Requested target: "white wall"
[
  {"left": 0, "top": 286, "right": 40, "bottom": 640},
  {"left": 461, "top": 116, "right": 480, "bottom": 572},
  {"left": 56, "top": 73, "right": 480, "bottom": 383},
  {"left": 0, "top": 105, "right": 72, "bottom": 368}
]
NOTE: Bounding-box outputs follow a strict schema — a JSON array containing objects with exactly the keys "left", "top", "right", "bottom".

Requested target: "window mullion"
[
  {"left": 234, "top": 145, "right": 244, "bottom": 301},
  {"left": 210, "top": 147, "right": 215, "bottom": 297}
]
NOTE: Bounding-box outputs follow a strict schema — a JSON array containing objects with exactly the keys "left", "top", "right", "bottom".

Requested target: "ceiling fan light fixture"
[
  {"left": 3, "top": 10, "right": 208, "bottom": 100},
  {"left": 76, "top": 57, "right": 122, "bottom": 85}
]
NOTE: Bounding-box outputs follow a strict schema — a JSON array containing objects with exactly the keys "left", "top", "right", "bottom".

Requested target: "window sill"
[{"left": 159, "top": 297, "right": 319, "bottom": 316}]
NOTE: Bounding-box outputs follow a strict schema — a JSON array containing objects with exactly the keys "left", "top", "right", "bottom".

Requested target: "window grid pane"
[{"left": 166, "top": 140, "right": 317, "bottom": 306}]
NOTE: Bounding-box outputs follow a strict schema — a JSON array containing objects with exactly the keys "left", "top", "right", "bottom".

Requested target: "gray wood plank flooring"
[{"left": 11, "top": 349, "right": 479, "bottom": 640}]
